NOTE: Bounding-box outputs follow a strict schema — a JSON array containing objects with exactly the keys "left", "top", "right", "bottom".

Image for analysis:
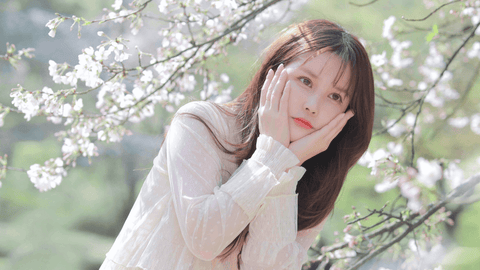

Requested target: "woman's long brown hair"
[{"left": 160, "top": 19, "right": 375, "bottom": 269}]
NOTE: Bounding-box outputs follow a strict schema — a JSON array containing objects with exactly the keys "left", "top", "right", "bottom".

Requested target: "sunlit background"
[{"left": 1, "top": 0, "right": 479, "bottom": 269}]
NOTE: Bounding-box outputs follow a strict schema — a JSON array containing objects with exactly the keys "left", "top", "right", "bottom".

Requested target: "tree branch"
[
  {"left": 402, "top": 0, "right": 462, "bottom": 22},
  {"left": 310, "top": 173, "right": 480, "bottom": 269},
  {"left": 429, "top": 60, "right": 480, "bottom": 140},
  {"left": 409, "top": 21, "right": 480, "bottom": 166},
  {"left": 346, "top": 173, "right": 480, "bottom": 270},
  {"left": 349, "top": 0, "right": 381, "bottom": 7}
]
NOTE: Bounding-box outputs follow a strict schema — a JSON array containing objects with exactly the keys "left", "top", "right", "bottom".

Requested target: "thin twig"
[
  {"left": 347, "top": 204, "right": 388, "bottom": 225},
  {"left": 6, "top": 166, "right": 27, "bottom": 172},
  {"left": 409, "top": 21, "right": 480, "bottom": 166},
  {"left": 402, "top": 0, "right": 462, "bottom": 22},
  {"left": 346, "top": 173, "right": 480, "bottom": 270},
  {"left": 349, "top": 0, "right": 381, "bottom": 7},
  {"left": 429, "top": 60, "right": 480, "bottom": 140}
]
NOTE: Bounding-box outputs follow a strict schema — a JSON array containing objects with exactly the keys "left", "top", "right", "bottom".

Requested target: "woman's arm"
[
  {"left": 241, "top": 194, "right": 326, "bottom": 269},
  {"left": 239, "top": 166, "right": 326, "bottom": 269},
  {"left": 165, "top": 101, "right": 300, "bottom": 261}
]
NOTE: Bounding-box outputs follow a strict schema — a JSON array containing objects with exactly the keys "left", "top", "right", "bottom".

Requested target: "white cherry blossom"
[
  {"left": 471, "top": 113, "right": 480, "bottom": 134},
  {"left": 112, "top": 0, "right": 122, "bottom": 11},
  {"left": 382, "top": 16, "right": 396, "bottom": 40},
  {"left": 387, "top": 142, "right": 403, "bottom": 156},
  {"left": 386, "top": 119, "right": 406, "bottom": 137},
  {"left": 0, "top": 112, "right": 6, "bottom": 127},
  {"left": 375, "top": 179, "right": 398, "bottom": 193},
  {"left": 27, "top": 158, "right": 66, "bottom": 192},
  {"left": 141, "top": 70, "right": 153, "bottom": 83},
  {"left": 416, "top": 157, "right": 442, "bottom": 188},
  {"left": 444, "top": 162, "right": 464, "bottom": 190},
  {"left": 10, "top": 91, "right": 41, "bottom": 121},
  {"left": 371, "top": 51, "right": 387, "bottom": 67},
  {"left": 448, "top": 117, "right": 469, "bottom": 128},
  {"left": 400, "top": 181, "right": 421, "bottom": 212}
]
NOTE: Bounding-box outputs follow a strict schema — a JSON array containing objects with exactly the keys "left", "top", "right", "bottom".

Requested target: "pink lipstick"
[{"left": 294, "top": 118, "right": 313, "bottom": 129}]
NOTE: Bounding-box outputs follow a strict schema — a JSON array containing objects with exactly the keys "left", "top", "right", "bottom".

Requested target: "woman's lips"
[{"left": 294, "top": 118, "right": 313, "bottom": 129}]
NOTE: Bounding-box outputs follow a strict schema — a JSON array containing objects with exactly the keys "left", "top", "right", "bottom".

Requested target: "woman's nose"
[{"left": 304, "top": 99, "right": 318, "bottom": 115}]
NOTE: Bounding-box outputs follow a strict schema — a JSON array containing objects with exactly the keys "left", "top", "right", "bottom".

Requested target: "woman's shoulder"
[
  {"left": 175, "top": 100, "right": 216, "bottom": 115},
  {"left": 173, "top": 101, "right": 240, "bottom": 157},
  {"left": 175, "top": 100, "right": 234, "bottom": 123}
]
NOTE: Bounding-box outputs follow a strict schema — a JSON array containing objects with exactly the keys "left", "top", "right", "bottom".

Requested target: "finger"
[
  {"left": 266, "top": 64, "right": 284, "bottom": 107},
  {"left": 260, "top": 69, "right": 274, "bottom": 107},
  {"left": 325, "top": 111, "right": 354, "bottom": 141},
  {"left": 279, "top": 80, "right": 291, "bottom": 114},
  {"left": 315, "top": 113, "right": 345, "bottom": 139},
  {"left": 270, "top": 68, "right": 288, "bottom": 111}
]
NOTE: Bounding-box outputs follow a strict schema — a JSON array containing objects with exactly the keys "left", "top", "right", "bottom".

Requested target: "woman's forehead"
[{"left": 290, "top": 51, "right": 352, "bottom": 90}]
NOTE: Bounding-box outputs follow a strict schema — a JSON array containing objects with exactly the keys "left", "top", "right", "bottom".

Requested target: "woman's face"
[{"left": 285, "top": 51, "right": 352, "bottom": 143}]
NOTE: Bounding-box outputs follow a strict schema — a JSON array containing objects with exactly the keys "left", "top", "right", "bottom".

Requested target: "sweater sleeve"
[
  {"left": 240, "top": 164, "right": 327, "bottom": 269},
  {"left": 241, "top": 198, "right": 327, "bottom": 269},
  {"left": 165, "top": 101, "right": 300, "bottom": 261}
]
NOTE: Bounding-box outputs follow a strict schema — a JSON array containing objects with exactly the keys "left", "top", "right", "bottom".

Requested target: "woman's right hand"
[{"left": 258, "top": 64, "right": 291, "bottom": 149}]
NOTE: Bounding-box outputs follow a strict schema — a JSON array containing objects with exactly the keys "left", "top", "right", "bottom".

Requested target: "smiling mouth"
[{"left": 293, "top": 118, "right": 313, "bottom": 129}]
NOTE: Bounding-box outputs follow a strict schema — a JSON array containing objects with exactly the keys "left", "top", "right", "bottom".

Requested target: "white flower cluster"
[
  {"left": 462, "top": 2, "right": 480, "bottom": 35},
  {"left": 383, "top": 113, "right": 419, "bottom": 138},
  {"left": 358, "top": 142, "right": 403, "bottom": 174},
  {"left": 45, "top": 16, "right": 66, "bottom": 38},
  {"left": 358, "top": 149, "right": 466, "bottom": 212},
  {"left": 27, "top": 158, "right": 67, "bottom": 192},
  {"left": 200, "top": 79, "right": 232, "bottom": 104},
  {"left": 61, "top": 120, "right": 98, "bottom": 158},
  {"left": 371, "top": 16, "right": 413, "bottom": 90},
  {"left": 10, "top": 86, "right": 81, "bottom": 124},
  {"left": 372, "top": 13, "right": 477, "bottom": 138},
  {"left": 10, "top": 89, "right": 41, "bottom": 121},
  {"left": 6, "top": 0, "right": 308, "bottom": 191},
  {"left": 48, "top": 42, "right": 130, "bottom": 89}
]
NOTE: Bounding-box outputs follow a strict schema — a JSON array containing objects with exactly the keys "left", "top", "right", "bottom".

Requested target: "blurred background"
[{"left": 1, "top": 0, "right": 479, "bottom": 269}]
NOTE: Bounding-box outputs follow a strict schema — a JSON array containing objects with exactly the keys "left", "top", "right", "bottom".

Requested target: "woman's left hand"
[{"left": 288, "top": 110, "right": 355, "bottom": 167}]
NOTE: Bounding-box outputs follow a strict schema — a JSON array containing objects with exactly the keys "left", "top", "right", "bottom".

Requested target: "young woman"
[{"left": 100, "top": 19, "right": 375, "bottom": 269}]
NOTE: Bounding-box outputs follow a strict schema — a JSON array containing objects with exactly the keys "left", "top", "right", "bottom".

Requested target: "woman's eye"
[
  {"left": 299, "top": 77, "right": 312, "bottom": 87},
  {"left": 330, "top": 93, "right": 343, "bottom": 103}
]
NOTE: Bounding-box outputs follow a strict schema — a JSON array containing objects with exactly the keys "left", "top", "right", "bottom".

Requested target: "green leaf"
[{"left": 425, "top": 24, "right": 438, "bottom": 43}]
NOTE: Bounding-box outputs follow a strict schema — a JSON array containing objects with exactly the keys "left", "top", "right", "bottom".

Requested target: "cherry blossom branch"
[
  {"left": 402, "top": 0, "right": 462, "bottom": 22},
  {"left": 429, "top": 60, "right": 480, "bottom": 140},
  {"left": 0, "top": 43, "right": 35, "bottom": 68},
  {"left": 5, "top": 166, "right": 27, "bottom": 173},
  {"left": 373, "top": 99, "right": 420, "bottom": 136},
  {"left": 310, "top": 173, "right": 480, "bottom": 269},
  {"left": 347, "top": 203, "right": 389, "bottom": 225},
  {"left": 55, "top": 0, "right": 153, "bottom": 26},
  {"left": 409, "top": 21, "right": 480, "bottom": 166},
  {"left": 397, "top": 19, "right": 464, "bottom": 37},
  {"left": 83, "top": 0, "right": 284, "bottom": 120},
  {"left": 346, "top": 173, "right": 480, "bottom": 270},
  {"left": 132, "top": 0, "right": 284, "bottom": 72},
  {"left": 322, "top": 212, "right": 419, "bottom": 254}
]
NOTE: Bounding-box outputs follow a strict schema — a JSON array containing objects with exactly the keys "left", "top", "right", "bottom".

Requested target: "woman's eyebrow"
[{"left": 298, "top": 66, "right": 349, "bottom": 94}]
